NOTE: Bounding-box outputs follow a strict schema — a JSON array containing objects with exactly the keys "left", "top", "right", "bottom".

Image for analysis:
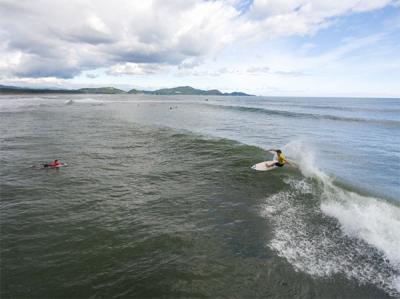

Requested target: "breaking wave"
[{"left": 261, "top": 140, "right": 400, "bottom": 296}]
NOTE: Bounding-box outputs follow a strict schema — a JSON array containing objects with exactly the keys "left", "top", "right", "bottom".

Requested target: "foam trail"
[
  {"left": 321, "top": 188, "right": 400, "bottom": 267},
  {"left": 319, "top": 185, "right": 400, "bottom": 296},
  {"left": 263, "top": 139, "right": 400, "bottom": 296},
  {"left": 286, "top": 139, "right": 400, "bottom": 266}
]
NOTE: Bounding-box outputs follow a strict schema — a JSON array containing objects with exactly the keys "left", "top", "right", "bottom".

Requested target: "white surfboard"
[{"left": 251, "top": 160, "right": 278, "bottom": 171}]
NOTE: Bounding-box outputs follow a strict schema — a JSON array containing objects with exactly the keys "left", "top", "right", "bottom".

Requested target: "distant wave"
[
  {"left": 0, "top": 97, "right": 55, "bottom": 112},
  {"left": 206, "top": 103, "right": 400, "bottom": 126},
  {"left": 66, "top": 98, "right": 104, "bottom": 105},
  {"left": 286, "top": 103, "right": 400, "bottom": 114}
]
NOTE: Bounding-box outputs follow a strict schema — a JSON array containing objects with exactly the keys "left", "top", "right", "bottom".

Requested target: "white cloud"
[
  {"left": 247, "top": 0, "right": 394, "bottom": 37},
  {"left": 246, "top": 66, "right": 307, "bottom": 76},
  {"left": 176, "top": 66, "right": 241, "bottom": 77},
  {"left": 106, "top": 63, "right": 167, "bottom": 76},
  {"left": 0, "top": 0, "right": 396, "bottom": 81},
  {"left": 0, "top": 76, "right": 67, "bottom": 86},
  {"left": 301, "top": 33, "right": 388, "bottom": 69},
  {"left": 0, "top": 0, "right": 241, "bottom": 78}
]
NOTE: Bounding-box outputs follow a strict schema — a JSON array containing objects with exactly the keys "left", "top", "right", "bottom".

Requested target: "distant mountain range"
[{"left": 0, "top": 85, "right": 253, "bottom": 96}]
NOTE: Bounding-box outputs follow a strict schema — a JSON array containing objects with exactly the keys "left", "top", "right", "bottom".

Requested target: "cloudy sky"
[{"left": 0, "top": 0, "right": 399, "bottom": 96}]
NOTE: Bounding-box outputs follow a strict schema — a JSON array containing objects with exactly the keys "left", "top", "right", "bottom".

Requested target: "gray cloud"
[
  {"left": 0, "top": 0, "right": 240, "bottom": 79},
  {"left": 86, "top": 73, "right": 99, "bottom": 79},
  {"left": 0, "top": 0, "right": 394, "bottom": 79}
]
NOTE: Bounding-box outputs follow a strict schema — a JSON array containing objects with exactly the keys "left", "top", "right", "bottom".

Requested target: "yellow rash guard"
[{"left": 278, "top": 153, "right": 286, "bottom": 165}]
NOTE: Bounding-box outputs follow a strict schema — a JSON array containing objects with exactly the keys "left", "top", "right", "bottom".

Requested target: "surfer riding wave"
[{"left": 267, "top": 149, "right": 286, "bottom": 168}]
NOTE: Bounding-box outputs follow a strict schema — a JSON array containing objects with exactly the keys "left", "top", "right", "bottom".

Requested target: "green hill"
[
  {"left": 77, "top": 87, "right": 125, "bottom": 94},
  {"left": 151, "top": 86, "right": 251, "bottom": 96},
  {"left": 0, "top": 84, "right": 253, "bottom": 96},
  {"left": 152, "top": 86, "right": 207, "bottom": 95},
  {"left": 127, "top": 89, "right": 152, "bottom": 94}
]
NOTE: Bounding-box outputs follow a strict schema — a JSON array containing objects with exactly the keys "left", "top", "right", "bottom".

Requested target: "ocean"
[{"left": 1, "top": 94, "right": 399, "bottom": 298}]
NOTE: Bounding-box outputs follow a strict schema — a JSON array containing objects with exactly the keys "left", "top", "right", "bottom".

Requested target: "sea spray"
[
  {"left": 321, "top": 190, "right": 400, "bottom": 267},
  {"left": 282, "top": 139, "right": 330, "bottom": 182},
  {"left": 264, "top": 139, "right": 400, "bottom": 296},
  {"left": 286, "top": 140, "right": 400, "bottom": 268}
]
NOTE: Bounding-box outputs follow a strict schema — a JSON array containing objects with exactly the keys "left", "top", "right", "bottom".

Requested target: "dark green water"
[{"left": 1, "top": 95, "right": 399, "bottom": 298}]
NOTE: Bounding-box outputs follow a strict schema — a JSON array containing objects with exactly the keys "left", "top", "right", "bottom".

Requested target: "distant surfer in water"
[
  {"left": 43, "top": 159, "right": 61, "bottom": 168},
  {"left": 266, "top": 149, "right": 286, "bottom": 168}
]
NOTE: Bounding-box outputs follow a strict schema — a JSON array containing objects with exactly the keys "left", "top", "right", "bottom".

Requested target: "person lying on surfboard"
[
  {"left": 266, "top": 149, "right": 286, "bottom": 168},
  {"left": 43, "top": 159, "right": 62, "bottom": 168}
]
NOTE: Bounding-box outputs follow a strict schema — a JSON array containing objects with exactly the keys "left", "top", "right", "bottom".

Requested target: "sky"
[{"left": 0, "top": 0, "right": 399, "bottom": 97}]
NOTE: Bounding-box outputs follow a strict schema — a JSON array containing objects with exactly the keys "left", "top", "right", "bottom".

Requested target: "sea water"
[{"left": 1, "top": 94, "right": 399, "bottom": 298}]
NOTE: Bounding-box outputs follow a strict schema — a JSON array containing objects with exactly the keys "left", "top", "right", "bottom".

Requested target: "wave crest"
[
  {"left": 207, "top": 103, "right": 400, "bottom": 126},
  {"left": 262, "top": 140, "right": 400, "bottom": 296}
]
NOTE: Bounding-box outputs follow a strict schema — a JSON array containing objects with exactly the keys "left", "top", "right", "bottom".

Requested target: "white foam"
[
  {"left": 261, "top": 141, "right": 400, "bottom": 296},
  {"left": 282, "top": 139, "right": 330, "bottom": 182},
  {"left": 262, "top": 185, "right": 400, "bottom": 296},
  {"left": 283, "top": 139, "right": 400, "bottom": 268},
  {"left": 71, "top": 98, "right": 104, "bottom": 104},
  {"left": 283, "top": 178, "right": 313, "bottom": 194},
  {"left": 321, "top": 189, "right": 400, "bottom": 267}
]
